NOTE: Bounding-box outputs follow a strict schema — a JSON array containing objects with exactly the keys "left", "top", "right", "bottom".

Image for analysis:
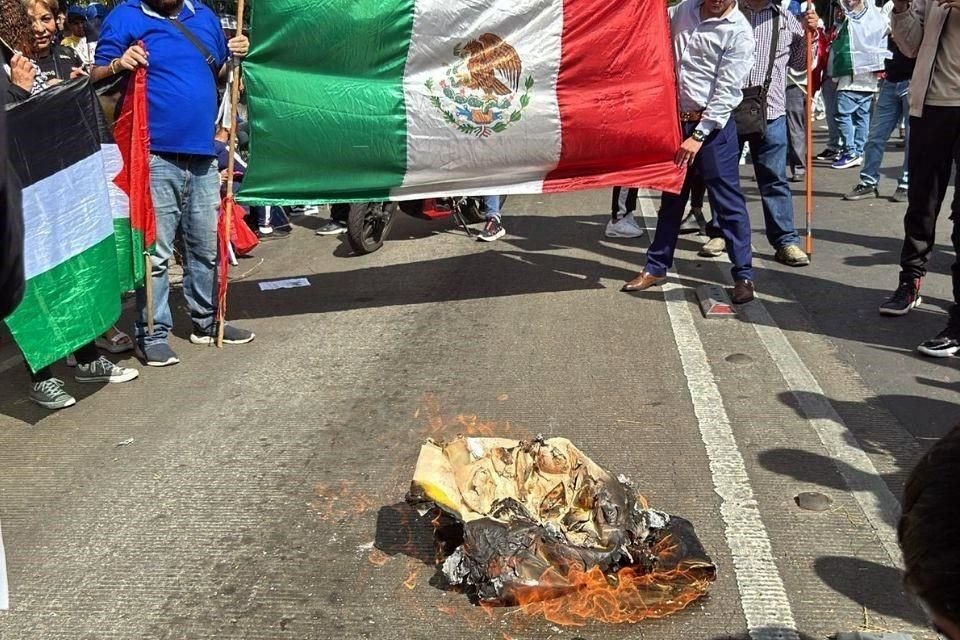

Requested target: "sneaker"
[
  {"left": 190, "top": 323, "right": 256, "bottom": 345},
  {"left": 831, "top": 153, "right": 863, "bottom": 170},
  {"left": 605, "top": 212, "right": 645, "bottom": 238},
  {"left": 878, "top": 279, "right": 922, "bottom": 316},
  {"left": 135, "top": 342, "right": 180, "bottom": 367},
  {"left": 29, "top": 378, "right": 76, "bottom": 410},
  {"left": 843, "top": 183, "right": 879, "bottom": 201},
  {"left": 815, "top": 148, "right": 839, "bottom": 161},
  {"left": 774, "top": 244, "right": 810, "bottom": 267},
  {"left": 679, "top": 209, "right": 702, "bottom": 235},
  {"left": 789, "top": 172, "right": 806, "bottom": 183},
  {"left": 917, "top": 327, "right": 960, "bottom": 358},
  {"left": 315, "top": 220, "right": 347, "bottom": 236},
  {"left": 478, "top": 218, "right": 506, "bottom": 242},
  {"left": 891, "top": 187, "right": 908, "bottom": 203},
  {"left": 75, "top": 356, "right": 139, "bottom": 384},
  {"left": 699, "top": 237, "right": 726, "bottom": 257}
]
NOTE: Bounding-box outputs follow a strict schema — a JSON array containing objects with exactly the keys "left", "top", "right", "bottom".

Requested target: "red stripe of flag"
[{"left": 113, "top": 62, "right": 156, "bottom": 250}]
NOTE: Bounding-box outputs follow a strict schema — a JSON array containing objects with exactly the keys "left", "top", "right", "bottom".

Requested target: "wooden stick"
[
  {"left": 804, "top": 27, "right": 814, "bottom": 256},
  {"left": 144, "top": 253, "right": 154, "bottom": 335},
  {"left": 217, "top": 0, "right": 247, "bottom": 349}
]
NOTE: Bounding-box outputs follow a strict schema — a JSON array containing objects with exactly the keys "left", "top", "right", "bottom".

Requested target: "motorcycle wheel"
[{"left": 346, "top": 201, "right": 399, "bottom": 255}]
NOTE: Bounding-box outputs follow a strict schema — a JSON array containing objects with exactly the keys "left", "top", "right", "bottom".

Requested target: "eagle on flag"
[{"left": 458, "top": 33, "right": 522, "bottom": 96}]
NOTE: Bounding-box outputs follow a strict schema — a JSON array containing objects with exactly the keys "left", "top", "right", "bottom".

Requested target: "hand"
[
  {"left": 805, "top": 9, "right": 820, "bottom": 31},
  {"left": 10, "top": 53, "right": 36, "bottom": 92},
  {"left": 675, "top": 136, "right": 703, "bottom": 168},
  {"left": 219, "top": 170, "right": 229, "bottom": 185},
  {"left": 70, "top": 66, "right": 88, "bottom": 79},
  {"left": 118, "top": 44, "right": 148, "bottom": 71},
  {"left": 228, "top": 34, "right": 249, "bottom": 58}
]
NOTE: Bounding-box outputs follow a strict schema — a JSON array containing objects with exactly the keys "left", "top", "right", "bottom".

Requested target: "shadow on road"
[{"left": 814, "top": 556, "right": 925, "bottom": 626}]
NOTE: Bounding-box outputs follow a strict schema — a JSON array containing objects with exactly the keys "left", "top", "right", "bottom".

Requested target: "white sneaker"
[{"left": 605, "top": 212, "right": 646, "bottom": 238}]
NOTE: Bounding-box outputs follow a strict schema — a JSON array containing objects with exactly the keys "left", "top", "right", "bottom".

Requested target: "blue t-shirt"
[{"left": 95, "top": 0, "right": 228, "bottom": 156}]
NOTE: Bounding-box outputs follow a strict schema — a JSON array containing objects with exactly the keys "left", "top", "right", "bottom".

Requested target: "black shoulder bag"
[
  {"left": 734, "top": 9, "right": 780, "bottom": 138},
  {"left": 167, "top": 17, "right": 221, "bottom": 80}
]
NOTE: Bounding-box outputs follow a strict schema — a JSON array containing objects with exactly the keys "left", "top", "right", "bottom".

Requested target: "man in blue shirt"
[
  {"left": 91, "top": 0, "right": 254, "bottom": 367},
  {"left": 623, "top": 0, "right": 758, "bottom": 304}
]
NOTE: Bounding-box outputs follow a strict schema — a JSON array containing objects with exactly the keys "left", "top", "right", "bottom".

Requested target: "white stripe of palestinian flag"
[{"left": 393, "top": 0, "right": 564, "bottom": 199}]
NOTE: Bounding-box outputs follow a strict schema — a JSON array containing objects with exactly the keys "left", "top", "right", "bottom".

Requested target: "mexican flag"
[
  {"left": 829, "top": 4, "right": 890, "bottom": 77},
  {"left": 3, "top": 79, "right": 144, "bottom": 373},
  {"left": 239, "top": 0, "right": 684, "bottom": 204}
]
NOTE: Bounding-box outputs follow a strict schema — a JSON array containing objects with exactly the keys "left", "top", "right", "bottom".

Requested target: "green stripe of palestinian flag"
[
  {"left": 243, "top": 0, "right": 414, "bottom": 202},
  {"left": 4, "top": 80, "right": 123, "bottom": 372}
]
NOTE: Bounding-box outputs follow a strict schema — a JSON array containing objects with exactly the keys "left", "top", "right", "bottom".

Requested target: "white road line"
[
  {"left": 639, "top": 198, "right": 800, "bottom": 640},
  {"left": 0, "top": 519, "right": 8, "bottom": 610},
  {"left": 638, "top": 190, "right": 903, "bottom": 571}
]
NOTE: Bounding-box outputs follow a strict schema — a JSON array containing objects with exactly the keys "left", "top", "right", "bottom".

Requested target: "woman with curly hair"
[{"left": 5, "top": 0, "right": 84, "bottom": 102}]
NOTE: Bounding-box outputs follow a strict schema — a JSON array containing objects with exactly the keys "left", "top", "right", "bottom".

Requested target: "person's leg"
[
  {"left": 479, "top": 195, "right": 506, "bottom": 241},
  {"left": 483, "top": 195, "right": 501, "bottom": 221},
  {"left": 135, "top": 155, "right": 183, "bottom": 348},
  {"left": 785, "top": 84, "right": 807, "bottom": 174},
  {"left": 749, "top": 117, "right": 801, "bottom": 250},
  {"left": 179, "top": 157, "right": 221, "bottom": 338},
  {"left": 834, "top": 90, "right": 857, "bottom": 157},
  {"left": 850, "top": 92, "right": 873, "bottom": 158},
  {"left": 643, "top": 183, "right": 692, "bottom": 277},
  {"left": 859, "top": 81, "right": 900, "bottom": 187},
  {"left": 611, "top": 187, "right": 638, "bottom": 222},
  {"left": 822, "top": 78, "right": 841, "bottom": 151},
  {"left": 898, "top": 83, "right": 911, "bottom": 190},
  {"left": 689, "top": 175, "right": 706, "bottom": 211},
  {"left": 72, "top": 341, "right": 100, "bottom": 365},
  {"left": 73, "top": 340, "right": 139, "bottom": 383},
  {"left": 899, "top": 109, "right": 957, "bottom": 283},
  {"left": 697, "top": 121, "right": 754, "bottom": 283}
]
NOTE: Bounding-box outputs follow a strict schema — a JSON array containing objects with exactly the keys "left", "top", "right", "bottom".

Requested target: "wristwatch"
[{"left": 691, "top": 129, "right": 706, "bottom": 142}]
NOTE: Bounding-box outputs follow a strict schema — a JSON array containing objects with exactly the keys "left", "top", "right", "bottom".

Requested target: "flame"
[
  {"left": 417, "top": 393, "right": 523, "bottom": 439},
  {"left": 513, "top": 561, "right": 712, "bottom": 626},
  {"left": 311, "top": 481, "right": 376, "bottom": 520}
]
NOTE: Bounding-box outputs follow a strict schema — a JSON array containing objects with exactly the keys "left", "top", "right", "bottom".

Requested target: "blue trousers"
[
  {"left": 860, "top": 79, "right": 910, "bottom": 189},
  {"left": 836, "top": 90, "right": 873, "bottom": 157},
  {"left": 646, "top": 121, "right": 754, "bottom": 282}
]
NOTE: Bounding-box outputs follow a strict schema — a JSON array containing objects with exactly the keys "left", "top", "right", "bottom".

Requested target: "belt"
[{"left": 680, "top": 110, "right": 704, "bottom": 122}]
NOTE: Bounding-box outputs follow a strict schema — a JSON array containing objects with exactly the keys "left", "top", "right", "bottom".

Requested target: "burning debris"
[{"left": 407, "top": 436, "right": 716, "bottom": 624}]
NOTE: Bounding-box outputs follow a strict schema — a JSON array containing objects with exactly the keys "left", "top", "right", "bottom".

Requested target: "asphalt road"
[{"left": 0, "top": 131, "right": 955, "bottom": 640}]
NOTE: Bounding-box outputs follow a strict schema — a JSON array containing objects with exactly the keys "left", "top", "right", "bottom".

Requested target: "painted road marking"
[{"left": 639, "top": 196, "right": 801, "bottom": 640}]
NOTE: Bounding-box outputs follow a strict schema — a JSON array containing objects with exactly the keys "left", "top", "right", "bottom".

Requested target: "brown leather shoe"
[
  {"left": 622, "top": 271, "right": 667, "bottom": 292},
  {"left": 732, "top": 279, "right": 755, "bottom": 304}
]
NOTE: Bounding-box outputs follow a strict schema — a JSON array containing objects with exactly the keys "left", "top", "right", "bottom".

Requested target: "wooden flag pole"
[
  {"left": 804, "top": 26, "right": 815, "bottom": 256},
  {"left": 217, "top": 0, "right": 247, "bottom": 349},
  {"left": 144, "top": 253, "right": 154, "bottom": 334}
]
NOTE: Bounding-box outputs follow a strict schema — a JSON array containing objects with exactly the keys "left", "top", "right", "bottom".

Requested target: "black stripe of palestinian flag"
[{"left": 4, "top": 79, "right": 126, "bottom": 372}]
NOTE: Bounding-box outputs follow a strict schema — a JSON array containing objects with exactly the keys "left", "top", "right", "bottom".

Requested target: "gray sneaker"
[
  {"left": 190, "top": 323, "right": 255, "bottom": 345},
  {"left": 75, "top": 356, "right": 139, "bottom": 383},
  {"left": 136, "top": 342, "right": 180, "bottom": 367},
  {"left": 29, "top": 378, "right": 77, "bottom": 410},
  {"left": 699, "top": 237, "right": 726, "bottom": 257}
]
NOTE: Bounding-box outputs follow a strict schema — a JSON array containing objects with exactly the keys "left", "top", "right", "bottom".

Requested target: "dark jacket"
[
  {"left": 6, "top": 45, "right": 82, "bottom": 103},
  {"left": 0, "top": 71, "right": 26, "bottom": 319}
]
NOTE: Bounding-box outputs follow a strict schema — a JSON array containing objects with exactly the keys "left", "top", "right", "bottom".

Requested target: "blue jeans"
[
  {"left": 706, "top": 117, "right": 800, "bottom": 249},
  {"left": 647, "top": 120, "right": 754, "bottom": 282},
  {"left": 136, "top": 153, "right": 220, "bottom": 347},
  {"left": 860, "top": 79, "right": 910, "bottom": 189},
  {"left": 483, "top": 195, "right": 501, "bottom": 220},
  {"left": 835, "top": 90, "right": 873, "bottom": 157},
  {"left": 821, "top": 77, "right": 841, "bottom": 151}
]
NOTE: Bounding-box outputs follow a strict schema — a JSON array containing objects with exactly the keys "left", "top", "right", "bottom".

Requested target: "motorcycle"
[{"left": 337, "top": 196, "right": 494, "bottom": 255}]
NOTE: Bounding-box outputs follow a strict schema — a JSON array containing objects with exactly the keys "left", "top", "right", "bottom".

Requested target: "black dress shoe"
[{"left": 732, "top": 280, "right": 755, "bottom": 304}]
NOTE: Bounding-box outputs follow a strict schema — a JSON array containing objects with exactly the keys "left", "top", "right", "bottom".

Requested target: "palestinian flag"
[
  {"left": 98, "top": 65, "right": 155, "bottom": 292},
  {"left": 4, "top": 79, "right": 125, "bottom": 372},
  {"left": 239, "top": 0, "right": 684, "bottom": 204}
]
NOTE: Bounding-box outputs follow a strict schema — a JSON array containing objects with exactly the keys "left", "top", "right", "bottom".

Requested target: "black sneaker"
[
  {"left": 843, "top": 183, "right": 879, "bottom": 201},
  {"left": 815, "top": 148, "right": 839, "bottom": 162},
  {"left": 190, "top": 323, "right": 256, "bottom": 345},
  {"left": 878, "top": 279, "right": 922, "bottom": 316},
  {"left": 478, "top": 218, "right": 505, "bottom": 242},
  {"left": 918, "top": 326, "right": 960, "bottom": 358}
]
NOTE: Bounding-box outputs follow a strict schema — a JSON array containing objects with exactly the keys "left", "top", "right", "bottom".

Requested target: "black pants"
[
  {"left": 901, "top": 106, "right": 960, "bottom": 321},
  {"left": 28, "top": 341, "right": 98, "bottom": 383}
]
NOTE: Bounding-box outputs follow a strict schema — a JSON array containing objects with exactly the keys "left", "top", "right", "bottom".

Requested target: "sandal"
[{"left": 95, "top": 327, "right": 134, "bottom": 354}]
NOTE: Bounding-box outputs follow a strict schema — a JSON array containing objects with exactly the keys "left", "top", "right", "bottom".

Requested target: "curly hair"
[
  {"left": 0, "top": 0, "right": 34, "bottom": 56},
  {"left": 899, "top": 424, "right": 960, "bottom": 625}
]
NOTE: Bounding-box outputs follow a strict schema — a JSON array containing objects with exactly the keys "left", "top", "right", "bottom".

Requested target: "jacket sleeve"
[{"left": 891, "top": 0, "right": 925, "bottom": 58}]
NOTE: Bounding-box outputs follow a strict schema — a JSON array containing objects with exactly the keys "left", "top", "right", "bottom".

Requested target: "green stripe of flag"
[
  {"left": 241, "top": 0, "right": 416, "bottom": 204},
  {"left": 6, "top": 235, "right": 121, "bottom": 372},
  {"left": 112, "top": 218, "right": 147, "bottom": 293}
]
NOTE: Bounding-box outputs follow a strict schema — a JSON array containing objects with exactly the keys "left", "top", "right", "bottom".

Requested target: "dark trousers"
[
  {"left": 785, "top": 83, "right": 807, "bottom": 175},
  {"left": 611, "top": 186, "right": 639, "bottom": 220},
  {"left": 28, "top": 341, "right": 98, "bottom": 383},
  {"left": 646, "top": 120, "right": 754, "bottom": 281},
  {"left": 689, "top": 174, "right": 706, "bottom": 210},
  {"left": 900, "top": 106, "right": 960, "bottom": 322}
]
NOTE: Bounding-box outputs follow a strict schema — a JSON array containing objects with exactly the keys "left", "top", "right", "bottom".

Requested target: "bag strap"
[
  {"left": 166, "top": 17, "right": 220, "bottom": 80},
  {"left": 762, "top": 9, "right": 781, "bottom": 93}
]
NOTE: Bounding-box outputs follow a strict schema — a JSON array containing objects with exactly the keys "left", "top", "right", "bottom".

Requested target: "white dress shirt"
[{"left": 670, "top": 0, "right": 757, "bottom": 135}]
